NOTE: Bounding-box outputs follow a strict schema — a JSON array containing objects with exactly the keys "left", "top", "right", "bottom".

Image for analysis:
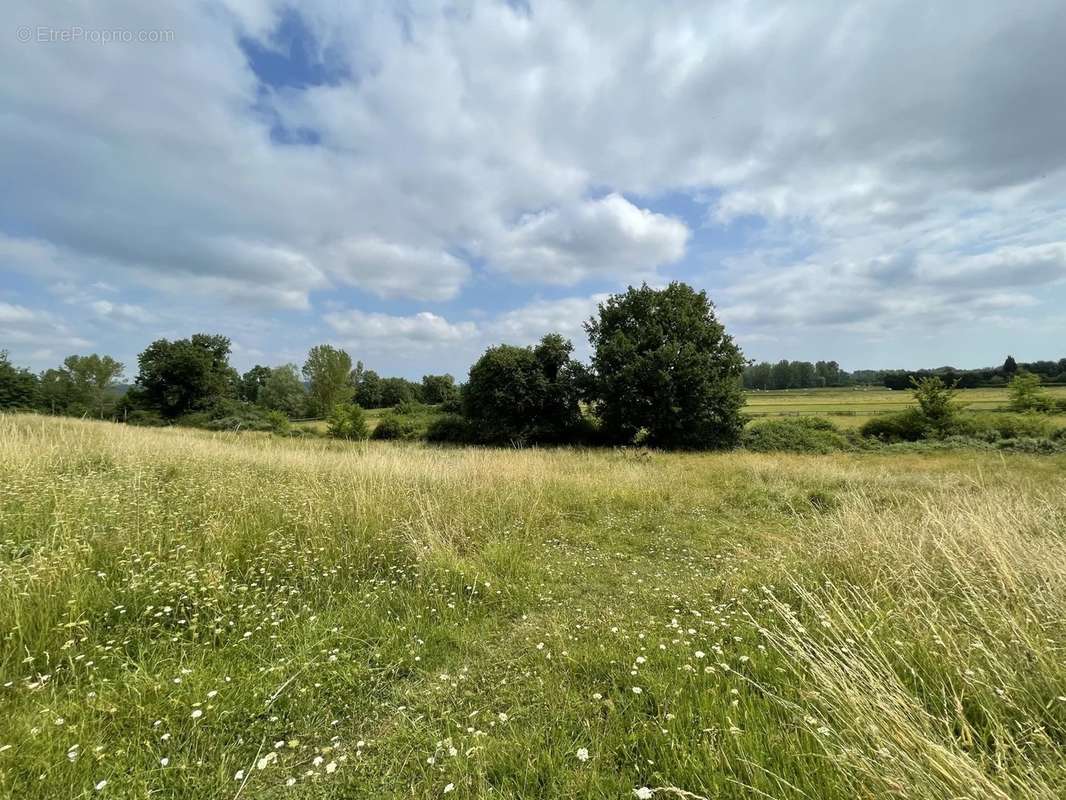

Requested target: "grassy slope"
[{"left": 1, "top": 415, "right": 1065, "bottom": 799}]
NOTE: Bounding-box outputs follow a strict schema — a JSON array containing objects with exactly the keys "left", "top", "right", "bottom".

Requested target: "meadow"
[
  {"left": 2, "top": 414, "right": 1066, "bottom": 799},
  {"left": 745, "top": 385, "right": 1066, "bottom": 429}
]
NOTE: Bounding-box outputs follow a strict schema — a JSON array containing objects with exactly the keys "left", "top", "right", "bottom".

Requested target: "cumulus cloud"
[{"left": 486, "top": 195, "right": 688, "bottom": 284}]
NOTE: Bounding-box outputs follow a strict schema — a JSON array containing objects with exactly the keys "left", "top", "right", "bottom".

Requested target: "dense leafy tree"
[
  {"left": 134, "top": 334, "right": 236, "bottom": 418},
  {"left": 354, "top": 368, "right": 384, "bottom": 408},
  {"left": 57, "top": 354, "right": 125, "bottom": 416},
  {"left": 379, "top": 377, "right": 420, "bottom": 407},
  {"left": 585, "top": 282, "right": 746, "bottom": 449},
  {"left": 0, "top": 350, "right": 40, "bottom": 409},
  {"left": 258, "top": 364, "right": 307, "bottom": 417},
  {"left": 239, "top": 365, "right": 271, "bottom": 403},
  {"left": 421, "top": 373, "right": 459, "bottom": 405},
  {"left": 1002, "top": 355, "right": 1018, "bottom": 375},
  {"left": 302, "top": 345, "right": 353, "bottom": 416},
  {"left": 463, "top": 334, "right": 583, "bottom": 443}
]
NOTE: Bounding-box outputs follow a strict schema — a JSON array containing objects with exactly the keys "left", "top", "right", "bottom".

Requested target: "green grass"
[
  {"left": 745, "top": 386, "right": 1066, "bottom": 430},
  {"left": 2, "top": 414, "right": 1066, "bottom": 799}
]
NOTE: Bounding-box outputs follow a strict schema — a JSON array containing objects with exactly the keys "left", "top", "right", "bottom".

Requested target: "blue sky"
[{"left": 3, "top": 1, "right": 1066, "bottom": 380}]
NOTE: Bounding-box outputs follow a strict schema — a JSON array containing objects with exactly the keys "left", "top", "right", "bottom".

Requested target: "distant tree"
[
  {"left": 463, "top": 334, "right": 583, "bottom": 443},
  {"left": 793, "top": 360, "right": 816, "bottom": 388},
  {"left": 354, "top": 369, "right": 384, "bottom": 408},
  {"left": 379, "top": 377, "right": 419, "bottom": 407},
  {"left": 911, "top": 375, "right": 958, "bottom": 436},
  {"left": 134, "top": 334, "right": 236, "bottom": 418},
  {"left": 585, "top": 282, "right": 746, "bottom": 449},
  {"left": 1002, "top": 355, "right": 1018, "bottom": 375},
  {"left": 327, "top": 403, "right": 369, "bottom": 440},
  {"left": 421, "top": 374, "right": 459, "bottom": 405},
  {"left": 239, "top": 365, "right": 271, "bottom": 404},
  {"left": 258, "top": 364, "right": 307, "bottom": 417},
  {"left": 302, "top": 345, "right": 353, "bottom": 416},
  {"left": 770, "top": 360, "right": 793, "bottom": 390},
  {"left": 59, "top": 354, "right": 124, "bottom": 417},
  {"left": 0, "top": 350, "right": 40, "bottom": 409},
  {"left": 1007, "top": 372, "right": 1053, "bottom": 413}
]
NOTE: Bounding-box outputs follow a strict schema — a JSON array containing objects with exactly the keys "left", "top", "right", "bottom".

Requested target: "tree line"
[
  {"left": 3, "top": 282, "right": 1065, "bottom": 450},
  {"left": 1, "top": 283, "right": 747, "bottom": 449}
]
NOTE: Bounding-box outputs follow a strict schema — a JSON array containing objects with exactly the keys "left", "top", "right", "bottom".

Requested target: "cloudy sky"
[{"left": 3, "top": 1, "right": 1065, "bottom": 379}]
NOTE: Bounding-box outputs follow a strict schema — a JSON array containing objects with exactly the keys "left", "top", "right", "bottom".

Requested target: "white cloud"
[{"left": 486, "top": 195, "right": 688, "bottom": 284}]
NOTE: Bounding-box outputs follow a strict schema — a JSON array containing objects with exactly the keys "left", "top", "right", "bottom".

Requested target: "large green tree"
[
  {"left": 258, "top": 364, "right": 307, "bottom": 417},
  {"left": 585, "top": 282, "right": 746, "bottom": 449},
  {"left": 421, "top": 373, "right": 459, "bottom": 405},
  {"left": 58, "top": 354, "right": 125, "bottom": 416},
  {"left": 0, "top": 350, "right": 40, "bottom": 409},
  {"left": 463, "top": 333, "right": 583, "bottom": 443},
  {"left": 134, "top": 334, "right": 236, "bottom": 418},
  {"left": 302, "top": 345, "right": 353, "bottom": 416}
]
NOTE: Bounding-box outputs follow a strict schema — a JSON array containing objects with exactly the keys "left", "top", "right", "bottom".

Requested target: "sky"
[{"left": 3, "top": 1, "right": 1066, "bottom": 380}]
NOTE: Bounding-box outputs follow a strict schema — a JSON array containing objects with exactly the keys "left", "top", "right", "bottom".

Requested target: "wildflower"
[
  {"left": 444, "top": 783, "right": 455, "bottom": 793},
  {"left": 286, "top": 777, "right": 296, "bottom": 787},
  {"left": 325, "top": 761, "right": 337, "bottom": 774},
  {"left": 94, "top": 780, "right": 108, "bottom": 791},
  {"left": 632, "top": 687, "right": 643, "bottom": 694},
  {"left": 160, "top": 757, "right": 169, "bottom": 767},
  {"left": 190, "top": 709, "right": 203, "bottom": 719},
  {"left": 234, "top": 770, "right": 245, "bottom": 781},
  {"left": 634, "top": 788, "right": 654, "bottom": 799},
  {"left": 576, "top": 747, "right": 589, "bottom": 762},
  {"left": 257, "top": 752, "right": 277, "bottom": 770}
]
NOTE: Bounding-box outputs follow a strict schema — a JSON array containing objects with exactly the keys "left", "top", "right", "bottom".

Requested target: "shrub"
[
  {"left": 425, "top": 414, "right": 477, "bottom": 444},
  {"left": 371, "top": 413, "right": 421, "bottom": 441},
  {"left": 860, "top": 408, "right": 928, "bottom": 442},
  {"left": 327, "top": 404, "right": 369, "bottom": 440},
  {"left": 1007, "top": 372, "right": 1054, "bottom": 413},
  {"left": 124, "top": 409, "right": 164, "bottom": 427},
  {"left": 950, "top": 412, "right": 1053, "bottom": 441},
  {"left": 911, "top": 376, "right": 959, "bottom": 435},
  {"left": 742, "top": 417, "right": 851, "bottom": 454},
  {"left": 995, "top": 437, "right": 1064, "bottom": 455}
]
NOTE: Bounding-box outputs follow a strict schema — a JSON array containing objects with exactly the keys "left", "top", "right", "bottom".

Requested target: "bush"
[
  {"left": 327, "top": 404, "right": 369, "bottom": 440},
  {"left": 860, "top": 408, "right": 928, "bottom": 442},
  {"left": 995, "top": 437, "right": 1065, "bottom": 455},
  {"left": 742, "top": 417, "right": 851, "bottom": 453},
  {"left": 371, "top": 413, "right": 421, "bottom": 441},
  {"left": 950, "top": 412, "right": 1054, "bottom": 441},
  {"left": 425, "top": 414, "right": 477, "bottom": 444}
]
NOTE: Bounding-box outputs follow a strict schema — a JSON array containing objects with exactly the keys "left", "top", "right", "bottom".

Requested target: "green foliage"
[
  {"left": 238, "top": 365, "right": 271, "bottom": 403},
  {"left": 134, "top": 334, "right": 236, "bottom": 418},
  {"left": 0, "top": 350, "right": 40, "bottom": 409},
  {"left": 420, "top": 373, "right": 459, "bottom": 405},
  {"left": 1007, "top": 371, "right": 1054, "bottom": 413},
  {"left": 379, "top": 376, "right": 420, "bottom": 407},
  {"left": 371, "top": 412, "right": 421, "bottom": 441},
  {"left": 258, "top": 364, "right": 307, "bottom": 417},
  {"left": 425, "top": 413, "right": 478, "bottom": 443},
  {"left": 353, "top": 368, "right": 384, "bottom": 407},
  {"left": 462, "top": 333, "right": 583, "bottom": 444},
  {"left": 585, "top": 282, "right": 746, "bottom": 450},
  {"left": 327, "top": 403, "right": 369, "bottom": 440},
  {"left": 860, "top": 408, "right": 929, "bottom": 442},
  {"left": 742, "top": 417, "right": 852, "bottom": 453},
  {"left": 949, "top": 411, "right": 1054, "bottom": 441},
  {"left": 910, "top": 375, "right": 958, "bottom": 435},
  {"left": 303, "top": 345, "right": 353, "bottom": 416}
]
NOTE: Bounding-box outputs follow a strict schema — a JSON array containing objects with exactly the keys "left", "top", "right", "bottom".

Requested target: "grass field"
[
  {"left": 745, "top": 386, "right": 1066, "bottom": 430},
  {"left": 2, "top": 414, "right": 1066, "bottom": 799}
]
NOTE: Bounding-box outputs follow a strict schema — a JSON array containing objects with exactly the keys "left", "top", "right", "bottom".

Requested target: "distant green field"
[{"left": 744, "top": 385, "right": 1066, "bottom": 425}]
